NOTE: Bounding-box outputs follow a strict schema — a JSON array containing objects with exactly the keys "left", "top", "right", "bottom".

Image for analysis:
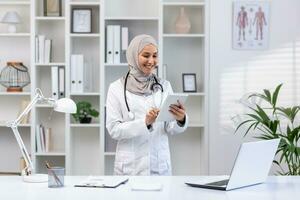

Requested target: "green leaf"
[
  {"left": 272, "top": 83, "right": 283, "bottom": 107},
  {"left": 235, "top": 119, "right": 254, "bottom": 133}
]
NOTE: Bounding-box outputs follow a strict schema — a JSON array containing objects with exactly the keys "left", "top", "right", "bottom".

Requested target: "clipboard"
[
  {"left": 156, "top": 93, "right": 188, "bottom": 122},
  {"left": 74, "top": 177, "right": 129, "bottom": 188}
]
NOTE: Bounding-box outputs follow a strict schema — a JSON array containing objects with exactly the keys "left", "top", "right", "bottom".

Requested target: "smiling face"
[{"left": 138, "top": 44, "right": 158, "bottom": 76}]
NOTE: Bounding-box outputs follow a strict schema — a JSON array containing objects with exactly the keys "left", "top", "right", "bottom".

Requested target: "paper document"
[{"left": 74, "top": 176, "right": 128, "bottom": 188}]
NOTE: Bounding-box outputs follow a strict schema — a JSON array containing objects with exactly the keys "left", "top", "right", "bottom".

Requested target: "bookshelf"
[{"left": 0, "top": 0, "right": 209, "bottom": 175}]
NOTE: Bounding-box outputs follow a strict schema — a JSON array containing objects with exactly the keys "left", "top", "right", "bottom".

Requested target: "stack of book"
[
  {"left": 35, "top": 35, "right": 52, "bottom": 63},
  {"left": 35, "top": 124, "right": 51, "bottom": 153},
  {"left": 106, "top": 25, "right": 128, "bottom": 64}
]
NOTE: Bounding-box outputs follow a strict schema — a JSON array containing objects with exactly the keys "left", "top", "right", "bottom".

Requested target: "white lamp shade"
[
  {"left": 54, "top": 98, "right": 77, "bottom": 114},
  {"left": 1, "top": 11, "right": 21, "bottom": 24}
]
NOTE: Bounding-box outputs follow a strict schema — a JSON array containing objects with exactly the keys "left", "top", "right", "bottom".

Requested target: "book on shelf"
[
  {"left": 35, "top": 124, "right": 52, "bottom": 153},
  {"left": 36, "top": 35, "right": 52, "bottom": 63}
]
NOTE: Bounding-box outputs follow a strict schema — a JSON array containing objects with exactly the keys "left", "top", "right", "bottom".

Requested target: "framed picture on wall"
[
  {"left": 72, "top": 8, "right": 92, "bottom": 33},
  {"left": 44, "top": 0, "right": 62, "bottom": 17},
  {"left": 182, "top": 73, "right": 197, "bottom": 92}
]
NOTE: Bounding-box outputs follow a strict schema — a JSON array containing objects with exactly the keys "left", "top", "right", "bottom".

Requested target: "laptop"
[{"left": 185, "top": 139, "right": 280, "bottom": 191}]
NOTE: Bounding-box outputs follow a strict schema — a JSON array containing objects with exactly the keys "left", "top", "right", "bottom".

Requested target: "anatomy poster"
[{"left": 232, "top": 1, "right": 270, "bottom": 50}]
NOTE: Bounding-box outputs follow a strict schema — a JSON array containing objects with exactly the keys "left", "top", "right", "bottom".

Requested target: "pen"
[{"left": 45, "top": 161, "right": 63, "bottom": 186}]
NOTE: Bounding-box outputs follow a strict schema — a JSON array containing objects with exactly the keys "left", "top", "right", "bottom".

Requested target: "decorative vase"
[
  {"left": 175, "top": 7, "right": 191, "bottom": 34},
  {"left": 0, "top": 62, "right": 30, "bottom": 92},
  {"left": 80, "top": 117, "right": 92, "bottom": 124}
]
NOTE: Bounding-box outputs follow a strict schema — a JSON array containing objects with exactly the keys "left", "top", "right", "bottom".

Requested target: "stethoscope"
[{"left": 124, "top": 70, "right": 164, "bottom": 120}]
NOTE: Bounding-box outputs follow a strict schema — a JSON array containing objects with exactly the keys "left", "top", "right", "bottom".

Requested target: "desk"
[{"left": 0, "top": 176, "right": 299, "bottom": 200}]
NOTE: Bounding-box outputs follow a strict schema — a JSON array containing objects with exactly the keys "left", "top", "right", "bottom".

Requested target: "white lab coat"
[{"left": 106, "top": 79, "right": 188, "bottom": 175}]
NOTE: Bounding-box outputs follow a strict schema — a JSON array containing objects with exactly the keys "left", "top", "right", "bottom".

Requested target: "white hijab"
[{"left": 121, "top": 34, "right": 159, "bottom": 96}]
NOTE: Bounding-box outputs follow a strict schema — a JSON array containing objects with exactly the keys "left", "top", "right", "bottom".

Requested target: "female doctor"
[{"left": 106, "top": 34, "right": 188, "bottom": 175}]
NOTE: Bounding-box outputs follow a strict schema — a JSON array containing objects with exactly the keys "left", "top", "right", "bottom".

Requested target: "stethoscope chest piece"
[{"left": 128, "top": 112, "right": 135, "bottom": 120}]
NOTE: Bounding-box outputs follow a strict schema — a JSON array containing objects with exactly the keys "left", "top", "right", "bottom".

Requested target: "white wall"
[{"left": 208, "top": 0, "right": 300, "bottom": 175}]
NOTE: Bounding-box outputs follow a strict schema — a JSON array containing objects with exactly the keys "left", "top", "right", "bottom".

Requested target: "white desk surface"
[{"left": 0, "top": 176, "right": 299, "bottom": 200}]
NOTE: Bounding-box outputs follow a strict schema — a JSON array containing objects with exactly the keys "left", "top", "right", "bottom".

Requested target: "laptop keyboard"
[{"left": 205, "top": 179, "right": 229, "bottom": 186}]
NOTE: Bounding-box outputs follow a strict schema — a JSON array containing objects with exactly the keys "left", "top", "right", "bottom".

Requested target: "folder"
[
  {"left": 76, "top": 55, "right": 84, "bottom": 93},
  {"left": 58, "top": 66, "right": 65, "bottom": 98},
  {"left": 113, "top": 25, "right": 121, "bottom": 64},
  {"left": 70, "top": 55, "right": 78, "bottom": 93},
  {"left": 51, "top": 66, "right": 59, "bottom": 100},
  {"left": 106, "top": 25, "right": 114, "bottom": 64}
]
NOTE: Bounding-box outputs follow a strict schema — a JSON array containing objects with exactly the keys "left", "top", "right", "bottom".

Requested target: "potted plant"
[
  {"left": 235, "top": 84, "right": 300, "bottom": 175},
  {"left": 72, "top": 101, "right": 99, "bottom": 124}
]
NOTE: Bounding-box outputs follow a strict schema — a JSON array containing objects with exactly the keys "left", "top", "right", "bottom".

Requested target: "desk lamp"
[{"left": 7, "top": 88, "right": 76, "bottom": 182}]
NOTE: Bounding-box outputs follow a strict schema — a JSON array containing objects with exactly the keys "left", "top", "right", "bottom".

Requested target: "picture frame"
[
  {"left": 43, "top": 0, "right": 62, "bottom": 17},
  {"left": 182, "top": 73, "right": 197, "bottom": 92},
  {"left": 72, "top": 8, "right": 92, "bottom": 33}
]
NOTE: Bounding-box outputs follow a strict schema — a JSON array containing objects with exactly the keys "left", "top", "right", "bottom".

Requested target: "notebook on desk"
[
  {"left": 185, "top": 139, "right": 280, "bottom": 191},
  {"left": 74, "top": 176, "right": 128, "bottom": 188}
]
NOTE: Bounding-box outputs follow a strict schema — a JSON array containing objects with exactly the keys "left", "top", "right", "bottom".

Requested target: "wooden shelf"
[
  {"left": 162, "top": 2, "right": 205, "bottom": 6},
  {"left": 0, "top": 124, "right": 30, "bottom": 128},
  {"left": 35, "top": 17, "right": 65, "bottom": 21},
  {"left": 35, "top": 152, "right": 66, "bottom": 156},
  {"left": 70, "top": 92, "right": 100, "bottom": 96},
  {"left": 69, "top": 2, "right": 100, "bottom": 6},
  {"left": 105, "top": 63, "right": 128, "bottom": 67},
  {"left": 104, "top": 152, "right": 116, "bottom": 156},
  {"left": 70, "top": 124, "right": 101, "bottom": 128},
  {"left": 0, "top": 1, "right": 30, "bottom": 5},
  {"left": 0, "top": 92, "right": 30, "bottom": 96},
  {"left": 0, "top": 33, "right": 30, "bottom": 37},
  {"left": 189, "top": 123, "right": 204, "bottom": 128},
  {"left": 105, "top": 17, "right": 159, "bottom": 21},
  {"left": 163, "top": 34, "right": 205, "bottom": 38},
  {"left": 70, "top": 33, "right": 100, "bottom": 38},
  {"left": 35, "top": 63, "right": 65, "bottom": 66}
]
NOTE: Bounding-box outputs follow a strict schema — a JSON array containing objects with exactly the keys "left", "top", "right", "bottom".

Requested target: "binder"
[
  {"left": 121, "top": 27, "right": 128, "bottom": 51},
  {"left": 51, "top": 66, "right": 59, "bottom": 100},
  {"left": 58, "top": 66, "right": 65, "bottom": 98},
  {"left": 106, "top": 25, "right": 114, "bottom": 64},
  {"left": 77, "top": 55, "right": 84, "bottom": 93},
  {"left": 70, "top": 55, "right": 78, "bottom": 93},
  {"left": 113, "top": 25, "right": 121, "bottom": 64}
]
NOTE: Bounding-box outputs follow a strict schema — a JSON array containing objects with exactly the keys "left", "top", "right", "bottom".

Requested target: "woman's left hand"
[{"left": 169, "top": 100, "right": 186, "bottom": 122}]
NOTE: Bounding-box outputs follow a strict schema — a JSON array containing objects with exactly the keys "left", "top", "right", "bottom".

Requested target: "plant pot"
[{"left": 79, "top": 117, "right": 92, "bottom": 124}]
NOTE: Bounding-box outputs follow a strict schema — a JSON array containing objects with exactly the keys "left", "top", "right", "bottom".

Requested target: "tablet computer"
[{"left": 156, "top": 93, "right": 188, "bottom": 122}]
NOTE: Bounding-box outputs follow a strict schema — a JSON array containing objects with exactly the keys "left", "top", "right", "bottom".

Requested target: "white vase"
[{"left": 175, "top": 7, "right": 191, "bottom": 34}]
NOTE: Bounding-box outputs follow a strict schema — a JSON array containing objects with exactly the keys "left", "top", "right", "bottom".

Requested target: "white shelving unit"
[{"left": 0, "top": 0, "right": 209, "bottom": 175}]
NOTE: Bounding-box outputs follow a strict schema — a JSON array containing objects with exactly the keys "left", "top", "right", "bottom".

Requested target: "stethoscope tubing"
[{"left": 124, "top": 70, "right": 163, "bottom": 119}]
